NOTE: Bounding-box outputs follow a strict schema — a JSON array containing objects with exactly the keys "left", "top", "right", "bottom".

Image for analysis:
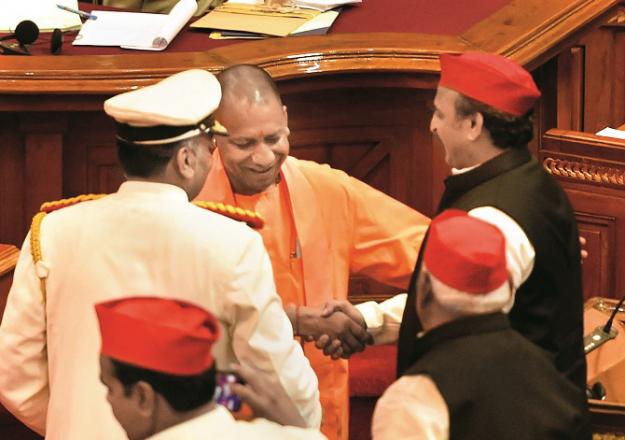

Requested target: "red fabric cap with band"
[
  {"left": 95, "top": 297, "right": 220, "bottom": 376},
  {"left": 424, "top": 209, "right": 508, "bottom": 294},
  {"left": 439, "top": 51, "right": 541, "bottom": 116}
]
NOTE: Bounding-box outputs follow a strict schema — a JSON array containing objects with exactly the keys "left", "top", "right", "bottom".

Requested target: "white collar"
[
  {"left": 117, "top": 181, "right": 189, "bottom": 202},
  {"left": 451, "top": 164, "right": 480, "bottom": 175}
]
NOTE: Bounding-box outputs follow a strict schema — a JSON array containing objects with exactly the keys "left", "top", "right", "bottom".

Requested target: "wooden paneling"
[
  {"left": 557, "top": 46, "right": 584, "bottom": 131},
  {"left": 0, "top": 115, "right": 25, "bottom": 245},
  {"left": 556, "top": 5, "right": 625, "bottom": 133},
  {"left": 0, "top": 0, "right": 620, "bottom": 247},
  {"left": 282, "top": 75, "right": 437, "bottom": 214},
  {"left": 541, "top": 129, "right": 625, "bottom": 300},
  {"left": 575, "top": 212, "right": 617, "bottom": 300},
  {"left": 0, "top": 244, "right": 19, "bottom": 322}
]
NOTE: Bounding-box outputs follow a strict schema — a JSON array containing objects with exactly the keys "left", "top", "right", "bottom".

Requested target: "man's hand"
[
  {"left": 580, "top": 235, "right": 588, "bottom": 262},
  {"left": 321, "top": 299, "right": 367, "bottom": 328},
  {"left": 298, "top": 305, "right": 372, "bottom": 359},
  {"left": 229, "top": 363, "right": 307, "bottom": 428},
  {"left": 309, "top": 300, "right": 373, "bottom": 359}
]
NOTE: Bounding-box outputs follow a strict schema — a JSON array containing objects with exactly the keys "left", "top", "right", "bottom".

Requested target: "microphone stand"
[
  {"left": 584, "top": 294, "right": 625, "bottom": 354},
  {"left": 0, "top": 42, "right": 30, "bottom": 55}
]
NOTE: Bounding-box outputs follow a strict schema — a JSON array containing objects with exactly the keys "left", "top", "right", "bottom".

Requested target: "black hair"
[
  {"left": 116, "top": 139, "right": 186, "bottom": 178},
  {"left": 111, "top": 359, "right": 217, "bottom": 412},
  {"left": 454, "top": 94, "right": 534, "bottom": 150}
]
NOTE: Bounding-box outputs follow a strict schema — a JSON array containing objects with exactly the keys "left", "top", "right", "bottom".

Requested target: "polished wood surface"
[
  {"left": 1, "top": 0, "right": 622, "bottom": 249},
  {"left": 556, "top": 6, "right": 625, "bottom": 134},
  {"left": 0, "top": 0, "right": 617, "bottom": 94},
  {"left": 541, "top": 129, "right": 625, "bottom": 301},
  {"left": 0, "top": 244, "right": 19, "bottom": 321}
]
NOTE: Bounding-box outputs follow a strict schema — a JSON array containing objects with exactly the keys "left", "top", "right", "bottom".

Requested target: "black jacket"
[
  {"left": 398, "top": 148, "right": 587, "bottom": 392},
  {"left": 404, "top": 313, "right": 590, "bottom": 440}
]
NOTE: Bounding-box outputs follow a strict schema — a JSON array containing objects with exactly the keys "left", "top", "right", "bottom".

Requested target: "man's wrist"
[{"left": 296, "top": 307, "right": 319, "bottom": 337}]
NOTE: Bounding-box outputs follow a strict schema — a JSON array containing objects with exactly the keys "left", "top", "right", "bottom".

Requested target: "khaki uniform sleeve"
[
  {"left": 221, "top": 233, "right": 322, "bottom": 428},
  {"left": 0, "top": 232, "right": 49, "bottom": 435}
]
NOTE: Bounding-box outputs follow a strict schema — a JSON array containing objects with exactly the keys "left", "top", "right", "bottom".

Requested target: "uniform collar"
[{"left": 117, "top": 181, "right": 189, "bottom": 202}]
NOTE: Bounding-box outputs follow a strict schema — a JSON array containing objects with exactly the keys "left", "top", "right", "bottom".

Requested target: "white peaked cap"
[{"left": 104, "top": 69, "right": 226, "bottom": 145}]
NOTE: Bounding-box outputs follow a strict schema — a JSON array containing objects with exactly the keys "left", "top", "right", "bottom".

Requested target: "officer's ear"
[{"left": 174, "top": 140, "right": 198, "bottom": 180}]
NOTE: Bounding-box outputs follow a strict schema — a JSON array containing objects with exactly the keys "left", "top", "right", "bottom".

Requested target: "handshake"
[{"left": 290, "top": 301, "right": 373, "bottom": 360}]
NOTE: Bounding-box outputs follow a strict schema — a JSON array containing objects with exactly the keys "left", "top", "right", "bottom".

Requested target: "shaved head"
[
  {"left": 213, "top": 64, "right": 290, "bottom": 195},
  {"left": 217, "top": 64, "right": 282, "bottom": 114}
]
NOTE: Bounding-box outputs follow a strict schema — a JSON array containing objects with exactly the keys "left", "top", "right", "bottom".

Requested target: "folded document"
[
  {"left": 191, "top": 3, "right": 321, "bottom": 37},
  {"left": 73, "top": 0, "right": 196, "bottom": 50}
]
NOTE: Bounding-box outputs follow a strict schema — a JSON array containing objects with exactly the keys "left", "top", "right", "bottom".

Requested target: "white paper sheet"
[
  {"left": 72, "top": 0, "right": 196, "bottom": 50},
  {"left": 596, "top": 127, "right": 625, "bottom": 140},
  {"left": 0, "top": 0, "right": 82, "bottom": 32}
]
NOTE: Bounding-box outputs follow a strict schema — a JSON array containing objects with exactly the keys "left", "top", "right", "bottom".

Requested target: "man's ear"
[
  {"left": 466, "top": 112, "right": 484, "bottom": 141},
  {"left": 131, "top": 381, "right": 157, "bottom": 417},
  {"left": 421, "top": 273, "right": 434, "bottom": 306},
  {"left": 174, "top": 143, "right": 197, "bottom": 180}
]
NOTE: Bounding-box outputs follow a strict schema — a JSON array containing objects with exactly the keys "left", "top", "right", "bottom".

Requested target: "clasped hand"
[{"left": 297, "top": 301, "right": 373, "bottom": 359}]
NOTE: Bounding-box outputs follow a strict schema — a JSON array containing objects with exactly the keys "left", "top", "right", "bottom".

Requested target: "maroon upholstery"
[
  {"left": 349, "top": 344, "right": 396, "bottom": 397},
  {"left": 348, "top": 344, "right": 397, "bottom": 440}
]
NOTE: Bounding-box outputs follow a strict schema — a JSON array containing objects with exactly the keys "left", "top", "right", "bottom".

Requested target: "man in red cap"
[
  {"left": 372, "top": 211, "right": 588, "bottom": 439},
  {"left": 96, "top": 296, "right": 326, "bottom": 440},
  {"left": 320, "top": 51, "right": 586, "bottom": 394},
  {"left": 394, "top": 51, "right": 587, "bottom": 393}
]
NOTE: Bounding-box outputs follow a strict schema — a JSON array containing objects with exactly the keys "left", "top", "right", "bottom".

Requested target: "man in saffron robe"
[{"left": 196, "top": 64, "right": 430, "bottom": 440}]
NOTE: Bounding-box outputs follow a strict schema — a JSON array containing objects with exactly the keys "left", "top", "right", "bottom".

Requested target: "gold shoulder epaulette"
[
  {"left": 30, "top": 193, "right": 108, "bottom": 306},
  {"left": 193, "top": 201, "right": 264, "bottom": 229},
  {"left": 40, "top": 194, "right": 107, "bottom": 214}
]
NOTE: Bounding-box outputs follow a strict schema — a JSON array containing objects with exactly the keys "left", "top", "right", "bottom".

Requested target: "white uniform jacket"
[
  {"left": 0, "top": 181, "right": 321, "bottom": 439},
  {"left": 146, "top": 405, "right": 327, "bottom": 440}
]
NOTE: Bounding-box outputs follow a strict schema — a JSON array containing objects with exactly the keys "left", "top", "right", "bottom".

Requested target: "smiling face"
[
  {"left": 429, "top": 86, "right": 475, "bottom": 170},
  {"left": 214, "top": 96, "right": 289, "bottom": 196}
]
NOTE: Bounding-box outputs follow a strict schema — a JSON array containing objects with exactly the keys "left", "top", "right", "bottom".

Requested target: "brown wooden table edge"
[{"left": 0, "top": 245, "right": 19, "bottom": 278}]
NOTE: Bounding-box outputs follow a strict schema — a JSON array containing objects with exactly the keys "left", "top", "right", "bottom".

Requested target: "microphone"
[
  {"left": 586, "top": 381, "right": 606, "bottom": 400},
  {"left": 0, "top": 20, "right": 40, "bottom": 56},
  {"left": 584, "top": 294, "right": 625, "bottom": 354},
  {"left": 51, "top": 28, "right": 63, "bottom": 55},
  {"left": 0, "top": 20, "right": 39, "bottom": 45}
]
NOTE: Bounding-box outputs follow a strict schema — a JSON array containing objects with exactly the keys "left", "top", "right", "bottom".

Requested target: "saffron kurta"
[{"left": 197, "top": 152, "right": 430, "bottom": 440}]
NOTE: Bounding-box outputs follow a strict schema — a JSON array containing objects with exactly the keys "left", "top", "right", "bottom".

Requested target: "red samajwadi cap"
[
  {"left": 424, "top": 210, "right": 511, "bottom": 312},
  {"left": 439, "top": 51, "right": 541, "bottom": 116},
  {"left": 95, "top": 297, "right": 220, "bottom": 375}
]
